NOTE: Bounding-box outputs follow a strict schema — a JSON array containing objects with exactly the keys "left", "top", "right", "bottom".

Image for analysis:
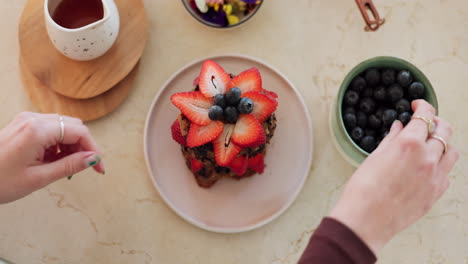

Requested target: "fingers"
[
  {"left": 434, "top": 177, "right": 450, "bottom": 203},
  {"left": 438, "top": 146, "right": 459, "bottom": 178},
  {"left": 38, "top": 116, "right": 104, "bottom": 173},
  {"left": 376, "top": 120, "right": 403, "bottom": 149},
  {"left": 432, "top": 146, "right": 459, "bottom": 203},
  {"left": 13, "top": 112, "right": 83, "bottom": 126},
  {"left": 25, "top": 151, "right": 102, "bottom": 189},
  {"left": 400, "top": 100, "right": 436, "bottom": 140},
  {"left": 41, "top": 113, "right": 83, "bottom": 125},
  {"left": 14, "top": 112, "right": 105, "bottom": 174},
  {"left": 12, "top": 111, "right": 35, "bottom": 123},
  {"left": 427, "top": 117, "right": 453, "bottom": 161},
  {"left": 59, "top": 124, "right": 105, "bottom": 174},
  {"left": 13, "top": 113, "right": 85, "bottom": 147}
]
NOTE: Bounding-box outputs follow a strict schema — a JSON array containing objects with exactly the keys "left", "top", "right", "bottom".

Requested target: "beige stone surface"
[{"left": 0, "top": 0, "right": 467, "bottom": 263}]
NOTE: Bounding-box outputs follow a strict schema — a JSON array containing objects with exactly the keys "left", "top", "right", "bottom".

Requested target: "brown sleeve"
[{"left": 298, "top": 217, "right": 377, "bottom": 264}]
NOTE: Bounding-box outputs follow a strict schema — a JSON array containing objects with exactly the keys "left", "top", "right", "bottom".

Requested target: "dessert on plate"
[{"left": 170, "top": 60, "right": 278, "bottom": 188}]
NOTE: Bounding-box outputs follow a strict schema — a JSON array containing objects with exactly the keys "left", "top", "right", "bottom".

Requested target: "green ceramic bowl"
[{"left": 330, "top": 56, "right": 439, "bottom": 167}]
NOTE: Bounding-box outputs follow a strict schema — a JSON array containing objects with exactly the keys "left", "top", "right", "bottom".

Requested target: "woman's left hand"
[{"left": 0, "top": 112, "right": 105, "bottom": 204}]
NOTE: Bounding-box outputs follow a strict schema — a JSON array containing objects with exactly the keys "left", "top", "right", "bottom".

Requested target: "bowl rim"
[
  {"left": 181, "top": 0, "right": 264, "bottom": 29},
  {"left": 329, "top": 103, "right": 362, "bottom": 167},
  {"left": 337, "top": 56, "right": 439, "bottom": 157}
]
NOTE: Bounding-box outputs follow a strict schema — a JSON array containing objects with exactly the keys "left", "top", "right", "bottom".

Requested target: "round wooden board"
[
  {"left": 20, "top": 56, "right": 139, "bottom": 122},
  {"left": 18, "top": 0, "right": 148, "bottom": 99}
]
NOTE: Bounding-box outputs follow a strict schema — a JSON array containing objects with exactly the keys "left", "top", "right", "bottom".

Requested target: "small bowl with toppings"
[
  {"left": 330, "top": 56, "right": 439, "bottom": 166},
  {"left": 182, "top": 0, "right": 263, "bottom": 28}
]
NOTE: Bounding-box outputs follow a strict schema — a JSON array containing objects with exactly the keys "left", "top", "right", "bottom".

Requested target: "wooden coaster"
[
  {"left": 20, "top": 56, "right": 139, "bottom": 122},
  {"left": 18, "top": 0, "right": 148, "bottom": 99}
]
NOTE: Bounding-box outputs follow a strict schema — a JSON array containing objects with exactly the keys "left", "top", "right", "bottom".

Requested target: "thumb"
[
  {"left": 27, "top": 151, "right": 101, "bottom": 188},
  {"left": 377, "top": 120, "right": 403, "bottom": 149}
]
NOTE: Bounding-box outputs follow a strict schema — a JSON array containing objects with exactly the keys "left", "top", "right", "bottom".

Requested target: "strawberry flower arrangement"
[
  {"left": 189, "top": 0, "right": 263, "bottom": 27},
  {"left": 170, "top": 60, "right": 278, "bottom": 187}
]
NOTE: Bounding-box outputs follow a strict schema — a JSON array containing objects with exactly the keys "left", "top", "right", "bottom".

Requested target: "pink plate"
[{"left": 144, "top": 55, "right": 313, "bottom": 233}]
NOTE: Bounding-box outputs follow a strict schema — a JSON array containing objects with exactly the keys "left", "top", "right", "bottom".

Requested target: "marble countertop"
[{"left": 0, "top": 0, "right": 467, "bottom": 263}]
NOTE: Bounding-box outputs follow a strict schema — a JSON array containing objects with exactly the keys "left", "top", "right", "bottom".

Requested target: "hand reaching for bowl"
[
  {"left": 0, "top": 112, "right": 105, "bottom": 204},
  {"left": 329, "top": 99, "right": 459, "bottom": 254}
]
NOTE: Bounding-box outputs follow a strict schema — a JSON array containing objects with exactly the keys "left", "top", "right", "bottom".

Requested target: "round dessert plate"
[{"left": 144, "top": 55, "right": 313, "bottom": 233}]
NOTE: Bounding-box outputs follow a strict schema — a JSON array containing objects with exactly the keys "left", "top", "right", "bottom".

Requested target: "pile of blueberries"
[
  {"left": 209, "top": 87, "right": 254, "bottom": 123},
  {"left": 342, "top": 68, "right": 426, "bottom": 153}
]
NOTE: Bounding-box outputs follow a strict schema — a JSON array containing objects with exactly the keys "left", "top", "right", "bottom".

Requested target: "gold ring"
[
  {"left": 58, "top": 115, "right": 65, "bottom": 144},
  {"left": 411, "top": 115, "right": 436, "bottom": 136},
  {"left": 430, "top": 134, "right": 448, "bottom": 154}
]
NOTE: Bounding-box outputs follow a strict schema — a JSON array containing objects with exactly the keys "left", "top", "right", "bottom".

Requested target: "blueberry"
[
  {"left": 365, "top": 129, "right": 377, "bottom": 137},
  {"left": 226, "top": 87, "right": 242, "bottom": 106},
  {"left": 365, "top": 68, "right": 380, "bottom": 86},
  {"left": 351, "top": 127, "right": 364, "bottom": 141},
  {"left": 408, "top": 82, "right": 425, "bottom": 99},
  {"left": 209, "top": 105, "right": 224, "bottom": 120},
  {"left": 343, "top": 107, "right": 356, "bottom": 115},
  {"left": 397, "top": 70, "right": 413, "bottom": 87},
  {"left": 359, "top": 97, "right": 376, "bottom": 114},
  {"left": 398, "top": 112, "right": 412, "bottom": 126},
  {"left": 395, "top": 98, "right": 411, "bottom": 113},
  {"left": 351, "top": 76, "right": 367, "bottom": 93},
  {"left": 343, "top": 113, "right": 357, "bottom": 129},
  {"left": 224, "top": 106, "right": 239, "bottom": 123},
  {"left": 238, "top": 97, "right": 254, "bottom": 114},
  {"left": 359, "top": 136, "right": 377, "bottom": 153},
  {"left": 379, "top": 125, "right": 389, "bottom": 134},
  {"left": 344, "top": 90, "right": 360, "bottom": 106},
  {"left": 356, "top": 111, "right": 368, "bottom": 128},
  {"left": 363, "top": 88, "right": 374, "bottom": 98},
  {"left": 387, "top": 84, "right": 404, "bottom": 102},
  {"left": 374, "top": 85, "right": 386, "bottom": 101},
  {"left": 382, "top": 109, "right": 398, "bottom": 127},
  {"left": 368, "top": 115, "right": 382, "bottom": 129},
  {"left": 214, "top": 94, "right": 226, "bottom": 108},
  {"left": 381, "top": 69, "right": 396, "bottom": 86},
  {"left": 375, "top": 107, "right": 386, "bottom": 120}
]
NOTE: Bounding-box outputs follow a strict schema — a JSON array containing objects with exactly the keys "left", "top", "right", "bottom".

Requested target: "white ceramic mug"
[{"left": 44, "top": 0, "right": 120, "bottom": 61}]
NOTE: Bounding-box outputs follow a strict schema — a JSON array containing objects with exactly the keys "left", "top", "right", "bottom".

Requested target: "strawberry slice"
[
  {"left": 228, "top": 67, "right": 262, "bottom": 94},
  {"left": 262, "top": 89, "right": 278, "bottom": 99},
  {"left": 231, "top": 114, "right": 266, "bottom": 148},
  {"left": 171, "top": 91, "right": 213, "bottom": 125},
  {"left": 190, "top": 158, "right": 204, "bottom": 173},
  {"left": 171, "top": 119, "right": 186, "bottom": 146},
  {"left": 228, "top": 155, "right": 248, "bottom": 176},
  {"left": 248, "top": 154, "right": 265, "bottom": 173},
  {"left": 186, "top": 121, "right": 224, "bottom": 147},
  {"left": 198, "top": 60, "right": 230, "bottom": 97},
  {"left": 193, "top": 76, "right": 200, "bottom": 87},
  {"left": 242, "top": 91, "right": 278, "bottom": 123},
  {"left": 214, "top": 125, "right": 242, "bottom": 166}
]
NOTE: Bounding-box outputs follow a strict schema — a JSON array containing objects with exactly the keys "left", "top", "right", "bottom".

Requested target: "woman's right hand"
[{"left": 329, "top": 100, "right": 459, "bottom": 255}]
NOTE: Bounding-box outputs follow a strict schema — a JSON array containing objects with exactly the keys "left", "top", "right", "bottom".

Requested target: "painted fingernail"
[{"left": 84, "top": 154, "right": 101, "bottom": 168}]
